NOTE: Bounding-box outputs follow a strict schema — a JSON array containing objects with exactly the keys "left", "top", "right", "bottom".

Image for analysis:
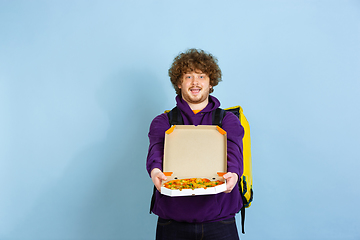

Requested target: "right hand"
[{"left": 151, "top": 168, "right": 167, "bottom": 192}]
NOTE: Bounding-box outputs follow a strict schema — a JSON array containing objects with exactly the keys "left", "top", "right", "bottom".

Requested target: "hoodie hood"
[{"left": 175, "top": 95, "right": 221, "bottom": 125}]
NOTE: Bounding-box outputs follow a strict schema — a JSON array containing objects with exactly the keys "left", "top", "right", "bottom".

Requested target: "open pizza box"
[{"left": 161, "top": 125, "right": 227, "bottom": 197}]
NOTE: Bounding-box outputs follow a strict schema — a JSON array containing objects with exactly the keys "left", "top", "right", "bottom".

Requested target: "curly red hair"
[{"left": 168, "top": 49, "right": 222, "bottom": 95}]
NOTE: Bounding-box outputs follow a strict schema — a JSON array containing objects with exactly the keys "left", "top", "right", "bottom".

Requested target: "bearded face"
[{"left": 178, "top": 70, "right": 212, "bottom": 109}]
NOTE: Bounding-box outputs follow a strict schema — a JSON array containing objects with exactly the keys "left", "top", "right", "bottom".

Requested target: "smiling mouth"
[{"left": 190, "top": 88, "right": 201, "bottom": 94}]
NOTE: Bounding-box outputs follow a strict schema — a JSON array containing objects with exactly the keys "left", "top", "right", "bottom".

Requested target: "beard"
[{"left": 181, "top": 87, "right": 210, "bottom": 105}]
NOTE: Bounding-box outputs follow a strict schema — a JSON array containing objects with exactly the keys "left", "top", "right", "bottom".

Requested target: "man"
[{"left": 146, "top": 49, "right": 244, "bottom": 240}]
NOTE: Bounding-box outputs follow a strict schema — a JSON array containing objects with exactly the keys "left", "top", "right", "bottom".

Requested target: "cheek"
[{"left": 178, "top": 80, "right": 189, "bottom": 89}]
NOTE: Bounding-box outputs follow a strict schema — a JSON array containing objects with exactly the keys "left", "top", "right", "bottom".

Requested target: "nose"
[{"left": 191, "top": 74, "right": 199, "bottom": 85}]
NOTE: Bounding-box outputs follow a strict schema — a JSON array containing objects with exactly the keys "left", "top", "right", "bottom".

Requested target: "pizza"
[{"left": 163, "top": 178, "right": 224, "bottom": 191}]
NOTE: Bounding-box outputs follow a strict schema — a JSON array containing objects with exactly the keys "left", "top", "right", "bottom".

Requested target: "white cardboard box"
[{"left": 161, "top": 125, "right": 227, "bottom": 197}]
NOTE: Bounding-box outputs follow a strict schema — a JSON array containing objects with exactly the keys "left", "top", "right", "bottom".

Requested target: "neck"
[{"left": 184, "top": 98, "right": 209, "bottom": 111}]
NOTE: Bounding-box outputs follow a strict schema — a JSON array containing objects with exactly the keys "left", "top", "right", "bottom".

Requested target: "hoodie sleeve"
[
  {"left": 146, "top": 113, "right": 171, "bottom": 176},
  {"left": 221, "top": 111, "right": 244, "bottom": 178}
]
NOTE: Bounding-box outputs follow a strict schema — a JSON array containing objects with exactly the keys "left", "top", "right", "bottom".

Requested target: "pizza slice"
[{"left": 164, "top": 178, "right": 224, "bottom": 191}]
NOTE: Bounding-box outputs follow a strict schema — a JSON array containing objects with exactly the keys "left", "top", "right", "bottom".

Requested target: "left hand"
[{"left": 223, "top": 172, "right": 238, "bottom": 193}]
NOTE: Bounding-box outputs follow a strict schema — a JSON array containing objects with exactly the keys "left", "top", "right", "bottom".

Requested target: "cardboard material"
[{"left": 161, "top": 125, "right": 227, "bottom": 197}]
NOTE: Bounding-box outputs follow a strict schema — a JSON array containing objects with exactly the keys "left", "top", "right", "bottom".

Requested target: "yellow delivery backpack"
[{"left": 222, "top": 106, "right": 253, "bottom": 208}]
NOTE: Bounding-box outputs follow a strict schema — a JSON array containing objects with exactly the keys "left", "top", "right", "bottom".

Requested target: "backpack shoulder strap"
[
  {"left": 149, "top": 186, "right": 156, "bottom": 214},
  {"left": 212, "top": 108, "right": 226, "bottom": 127},
  {"left": 167, "top": 106, "right": 183, "bottom": 125},
  {"left": 212, "top": 106, "right": 241, "bottom": 127}
]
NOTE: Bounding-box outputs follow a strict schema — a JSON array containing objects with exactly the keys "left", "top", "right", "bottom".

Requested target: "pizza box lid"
[{"left": 161, "top": 125, "right": 227, "bottom": 197}]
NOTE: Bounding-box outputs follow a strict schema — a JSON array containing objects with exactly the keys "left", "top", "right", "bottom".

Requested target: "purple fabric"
[{"left": 146, "top": 95, "right": 244, "bottom": 223}]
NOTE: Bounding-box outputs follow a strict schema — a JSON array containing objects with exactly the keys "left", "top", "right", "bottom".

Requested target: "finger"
[
  {"left": 160, "top": 173, "right": 167, "bottom": 181},
  {"left": 155, "top": 174, "right": 167, "bottom": 192},
  {"left": 223, "top": 172, "right": 230, "bottom": 178},
  {"left": 223, "top": 172, "right": 233, "bottom": 180},
  {"left": 225, "top": 177, "right": 236, "bottom": 193},
  {"left": 155, "top": 179, "right": 162, "bottom": 192},
  {"left": 224, "top": 188, "right": 232, "bottom": 193}
]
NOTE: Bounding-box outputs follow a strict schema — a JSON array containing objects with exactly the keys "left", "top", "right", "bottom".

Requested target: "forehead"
[{"left": 184, "top": 69, "right": 205, "bottom": 74}]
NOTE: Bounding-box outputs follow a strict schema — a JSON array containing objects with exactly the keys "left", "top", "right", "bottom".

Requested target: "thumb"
[
  {"left": 159, "top": 172, "right": 167, "bottom": 181},
  {"left": 223, "top": 172, "right": 232, "bottom": 180}
]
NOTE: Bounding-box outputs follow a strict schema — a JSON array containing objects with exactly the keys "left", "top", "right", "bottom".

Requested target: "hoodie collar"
[{"left": 175, "top": 95, "right": 221, "bottom": 115}]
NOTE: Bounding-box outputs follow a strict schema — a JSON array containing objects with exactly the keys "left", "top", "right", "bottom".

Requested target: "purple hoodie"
[{"left": 146, "top": 95, "right": 244, "bottom": 223}]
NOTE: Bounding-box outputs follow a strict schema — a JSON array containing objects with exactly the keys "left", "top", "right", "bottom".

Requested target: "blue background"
[{"left": 1, "top": 1, "right": 359, "bottom": 239}]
